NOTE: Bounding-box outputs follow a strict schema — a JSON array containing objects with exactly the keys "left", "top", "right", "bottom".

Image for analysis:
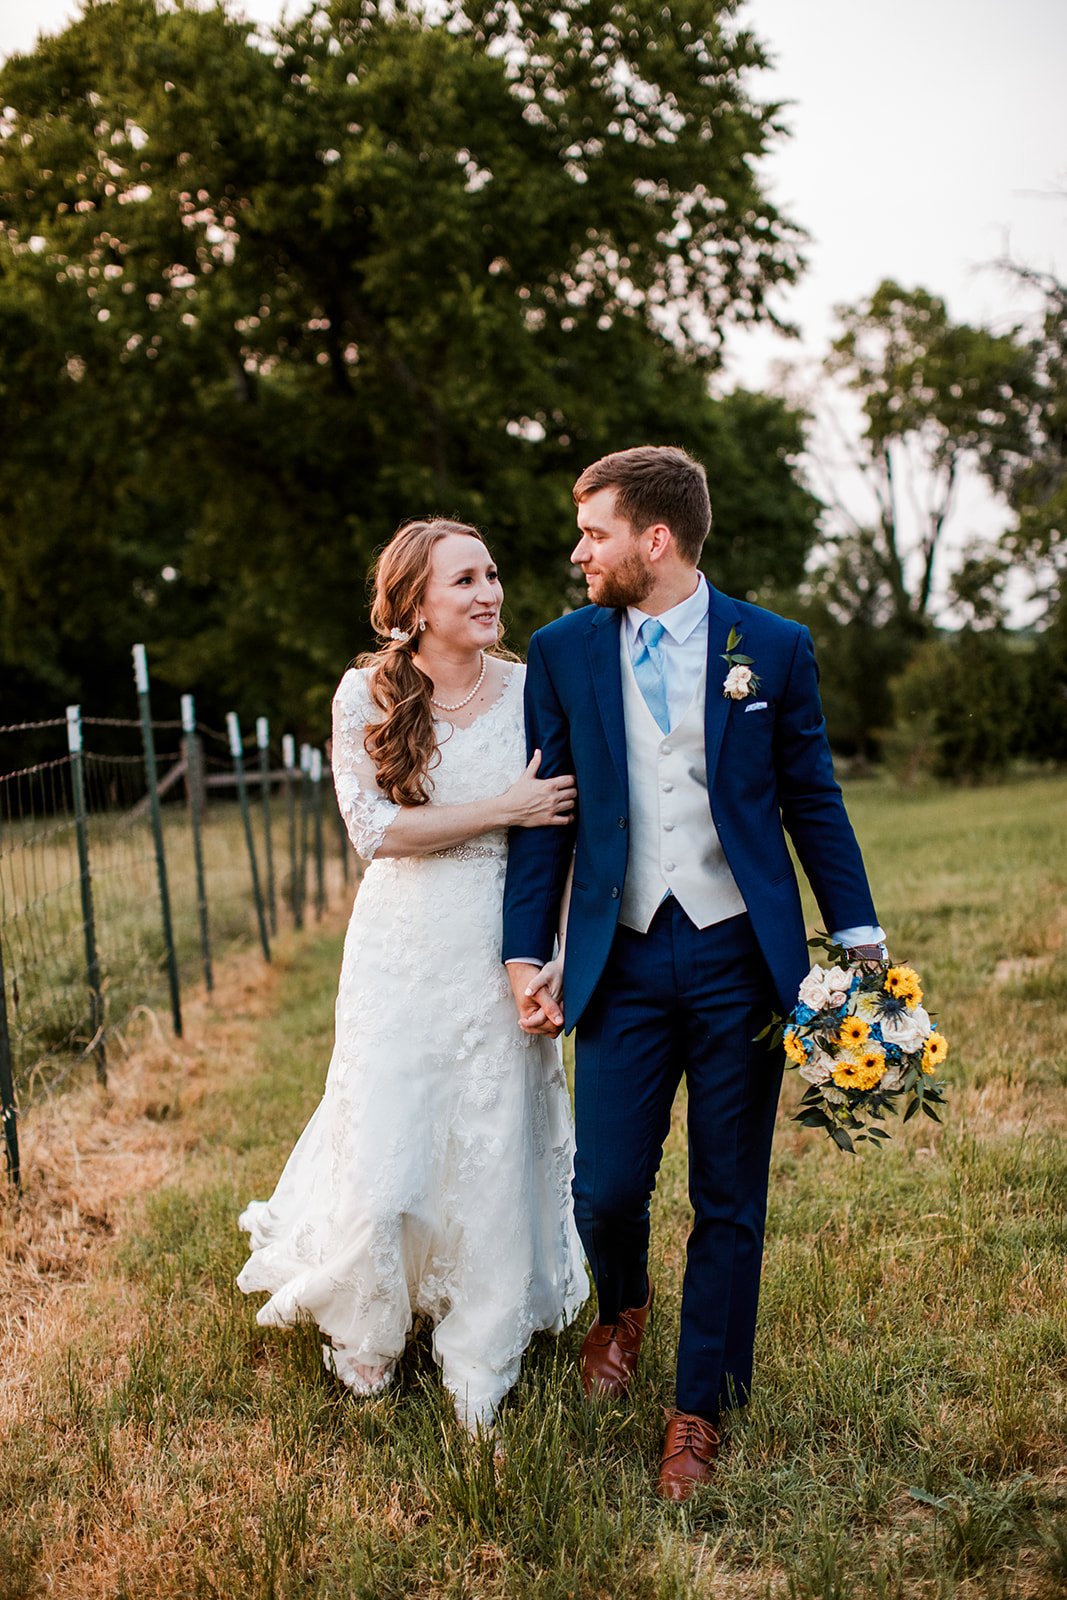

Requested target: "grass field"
[{"left": 1, "top": 774, "right": 1065, "bottom": 1598}]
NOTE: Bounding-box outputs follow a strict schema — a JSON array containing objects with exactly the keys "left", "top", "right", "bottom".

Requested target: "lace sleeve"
[{"left": 331, "top": 668, "right": 401, "bottom": 861}]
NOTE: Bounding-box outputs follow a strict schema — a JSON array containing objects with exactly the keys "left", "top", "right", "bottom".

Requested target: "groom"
[{"left": 503, "top": 446, "right": 884, "bottom": 1500}]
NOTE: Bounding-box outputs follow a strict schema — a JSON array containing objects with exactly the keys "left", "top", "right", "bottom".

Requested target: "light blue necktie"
[{"left": 632, "top": 618, "right": 670, "bottom": 734}]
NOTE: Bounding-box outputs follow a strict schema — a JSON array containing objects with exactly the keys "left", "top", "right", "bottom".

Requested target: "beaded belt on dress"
[{"left": 431, "top": 842, "right": 503, "bottom": 862}]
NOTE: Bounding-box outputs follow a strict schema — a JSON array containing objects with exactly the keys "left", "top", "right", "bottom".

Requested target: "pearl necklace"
[{"left": 430, "top": 652, "right": 487, "bottom": 712}]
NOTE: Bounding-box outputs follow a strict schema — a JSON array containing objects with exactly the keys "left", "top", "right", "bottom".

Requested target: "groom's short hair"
[{"left": 572, "top": 446, "right": 711, "bottom": 564}]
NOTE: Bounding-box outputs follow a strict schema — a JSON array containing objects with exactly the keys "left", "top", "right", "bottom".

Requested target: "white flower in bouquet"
[
  {"left": 799, "top": 1047, "right": 835, "bottom": 1086},
  {"left": 878, "top": 1003, "right": 931, "bottom": 1055},
  {"left": 798, "top": 964, "right": 852, "bottom": 1013},
  {"left": 851, "top": 990, "right": 883, "bottom": 1024},
  {"left": 878, "top": 1059, "right": 905, "bottom": 1092}
]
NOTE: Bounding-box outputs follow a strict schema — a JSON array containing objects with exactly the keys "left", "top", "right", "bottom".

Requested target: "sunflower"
[
  {"left": 922, "top": 1032, "right": 949, "bottom": 1074},
  {"left": 832, "top": 1045, "right": 887, "bottom": 1092},
  {"left": 783, "top": 1029, "right": 807, "bottom": 1067},
  {"left": 885, "top": 964, "right": 923, "bottom": 1008},
  {"left": 837, "top": 1015, "right": 870, "bottom": 1049}
]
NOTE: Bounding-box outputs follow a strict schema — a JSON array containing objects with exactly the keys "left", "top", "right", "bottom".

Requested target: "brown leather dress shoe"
[
  {"left": 579, "top": 1281, "right": 653, "bottom": 1398},
  {"left": 657, "top": 1409, "right": 721, "bottom": 1501}
]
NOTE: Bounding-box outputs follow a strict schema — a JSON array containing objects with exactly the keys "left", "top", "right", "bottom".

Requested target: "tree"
[
  {"left": 825, "top": 280, "right": 1039, "bottom": 630},
  {"left": 0, "top": 0, "right": 816, "bottom": 733},
  {"left": 989, "top": 265, "right": 1067, "bottom": 625}
]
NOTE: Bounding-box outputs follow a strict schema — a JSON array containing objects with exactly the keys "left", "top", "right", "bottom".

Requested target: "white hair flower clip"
[{"left": 388, "top": 627, "right": 411, "bottom": 643}]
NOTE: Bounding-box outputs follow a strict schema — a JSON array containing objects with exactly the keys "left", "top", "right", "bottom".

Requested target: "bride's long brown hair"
[{"left": 356, "top": 518, "right": 506, "bottom": 807}]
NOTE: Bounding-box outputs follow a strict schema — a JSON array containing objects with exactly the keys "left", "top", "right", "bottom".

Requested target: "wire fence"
[{"left": 0, "top": 647, "right": 357, "bottom": 1189}]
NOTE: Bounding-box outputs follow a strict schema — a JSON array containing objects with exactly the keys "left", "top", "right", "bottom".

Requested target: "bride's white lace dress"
[{"left": 237, "top": 664, "right": 587, "bottom": 1429}]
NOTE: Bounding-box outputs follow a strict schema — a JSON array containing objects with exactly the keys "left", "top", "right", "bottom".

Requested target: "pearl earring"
[{"left": 418, "top": 618, "right": 427, "bottom": 633}]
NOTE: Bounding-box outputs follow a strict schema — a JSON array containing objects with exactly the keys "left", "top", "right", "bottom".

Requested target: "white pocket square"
[{"left": 744, "top": 700, "right": 769, "bottom": 713}]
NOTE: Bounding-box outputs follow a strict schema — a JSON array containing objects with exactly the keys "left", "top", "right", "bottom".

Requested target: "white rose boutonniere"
[
  {"left": 720, "top": 627, "right": 762, "bottom": 701},
  {"left": 723, "top": 665, "right": 753, "bottom": 700}
]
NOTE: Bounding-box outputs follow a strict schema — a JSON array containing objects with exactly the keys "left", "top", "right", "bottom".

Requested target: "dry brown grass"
[{"left": 0, "top": 930, "right": 314, "bottom": 1436}]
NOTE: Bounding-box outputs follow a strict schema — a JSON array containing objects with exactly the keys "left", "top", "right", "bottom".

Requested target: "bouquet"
[{"left": 762, "top": 936, "right": 949, "bottom": 1152}]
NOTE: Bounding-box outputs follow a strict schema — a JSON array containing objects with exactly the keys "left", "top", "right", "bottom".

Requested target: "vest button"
[
  {"left": 617, "top": 816, "right": 627, "bottom": 829},
  {"left": 663, "top": 860, "right": 676, "bottom": 873},
  {"left": 661, "top": 743, "right": 672, "bottom": 755},
  {"left": 611, "top": 886, "right": 620, "bottom": 899},
  {"left": 661, "top": 781, "right": 673, "bottom": 793},
  {"left": 663, "top": 822, "right": 674, "bottom": 832}
]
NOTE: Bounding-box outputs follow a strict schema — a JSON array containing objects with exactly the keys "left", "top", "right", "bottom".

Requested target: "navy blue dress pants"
[{"left": 572, "top": 901, "right": 783, "bottom": 1423}]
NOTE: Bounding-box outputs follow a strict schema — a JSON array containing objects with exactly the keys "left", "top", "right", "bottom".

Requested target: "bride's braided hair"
[{"left": 356, "top": 518, "right": 504, "bottom": 808}]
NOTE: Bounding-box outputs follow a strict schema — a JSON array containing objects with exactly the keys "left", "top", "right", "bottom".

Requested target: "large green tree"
[
  {"left": 1, "top": 0, "right": 816, "bottom": 734},
  {"left": 990, "top": 265, "right": 1067, "bottom": 625},
  {"left": 792, "top": 281, "right": 1043, "bottom": 759},
  {"left": 825, "top": 279, "right": 1039, "bottom": 629}
]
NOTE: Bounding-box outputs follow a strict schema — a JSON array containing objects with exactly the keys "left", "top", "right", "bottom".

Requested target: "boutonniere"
[{"left": 721, "top": 627, "right": 762, "bottom": 701}]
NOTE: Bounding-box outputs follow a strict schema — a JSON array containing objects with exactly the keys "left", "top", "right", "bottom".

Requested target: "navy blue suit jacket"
[{"left": 502, "top": 583, "right": 879, "bottom": 1025}]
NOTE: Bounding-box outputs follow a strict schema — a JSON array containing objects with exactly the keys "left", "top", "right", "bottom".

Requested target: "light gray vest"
[{"left": 618, "top": 631, "right": 747, "bottom": 934}]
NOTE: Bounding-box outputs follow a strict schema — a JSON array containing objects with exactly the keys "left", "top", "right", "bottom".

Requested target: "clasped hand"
[{"left": 508, "top": 957, "right": 564, "bottom": 1039}]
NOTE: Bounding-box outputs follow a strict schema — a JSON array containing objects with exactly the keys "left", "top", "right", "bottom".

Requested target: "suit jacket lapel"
[
  {"left": 586, "top": 607, "right": 628, "bottom": 796},
  {"left": 704, "top": 583, "right": 742, "bottom": 795}
]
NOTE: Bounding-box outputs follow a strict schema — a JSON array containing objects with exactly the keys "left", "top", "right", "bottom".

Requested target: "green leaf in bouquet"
[
  {"left": 753, "top": 1017, "right": 781, "bottom": 1042},
  {"left": 796, "top": 1110, "right": 831, "bottom": 1129},
  {"left": 903, "top": 1099, "right": 920, "bottom": 1123},
  {"left": 831, "top": 1127, "right": 856, "bottom": 1153},
  {"left": 921, "top": 1103, "right": 942, "bottom": 1122}
]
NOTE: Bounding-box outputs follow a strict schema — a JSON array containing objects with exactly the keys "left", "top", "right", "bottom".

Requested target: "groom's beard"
[{"left": 586, "top": 549, "right": 655, "bottom": 610}]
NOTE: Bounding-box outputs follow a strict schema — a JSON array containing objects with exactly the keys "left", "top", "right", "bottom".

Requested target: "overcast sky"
[{"left": 3, "top": 0, "right": 1064, "bottom": 614}]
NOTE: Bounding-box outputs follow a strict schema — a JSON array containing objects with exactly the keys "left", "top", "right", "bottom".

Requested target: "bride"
[{"left": 237, "top": 518, "right": 588, "bottom": 1431}]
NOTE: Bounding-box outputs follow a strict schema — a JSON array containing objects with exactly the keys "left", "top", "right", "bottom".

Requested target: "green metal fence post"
[
  {"left": 0, "top": 935, "right": 20, "bottom": 1188},
  {"left": 133, "top": 646, "right": 182, "bottom": 1038},
  {"left": 311, "top": 747, "right": 326, "bottom": 920},
  {"left": 182, "top": 695, "right": 213, "bottom": 993},
  {"left": 298, "top": 743, "right": 312, "bottom": 929},
  {"left": 228, "top": 713, "right": 271, "bottom": 963},
  {"left": 257, "top": 717, "right": 277, "bottom": 935},
  {"left": 67, "top": 704, "right": 108, "bottom": 1081},
  {"left": 283, "top": 735, "right": 299, "bottom": 928}
]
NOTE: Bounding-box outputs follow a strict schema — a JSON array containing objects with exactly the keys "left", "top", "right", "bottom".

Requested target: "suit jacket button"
[
  {"left": 611, "top": 886, "right": 620, "bottom": 899},
  {"left": 617, "top": 816, "right": 627, "bottom": 828}
]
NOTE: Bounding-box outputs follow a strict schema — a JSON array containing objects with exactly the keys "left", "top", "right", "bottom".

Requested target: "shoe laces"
[{"left": 667, "top": 1413, "right": 718, "bottom": 1459}]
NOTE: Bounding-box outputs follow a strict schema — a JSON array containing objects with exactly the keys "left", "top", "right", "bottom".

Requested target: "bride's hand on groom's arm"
[
  {"left": 504, "top": 751, "right": 577, "bottom": 829},
  {"left": 506, "top": 960, "right": 564, "bottom": 1039}
]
